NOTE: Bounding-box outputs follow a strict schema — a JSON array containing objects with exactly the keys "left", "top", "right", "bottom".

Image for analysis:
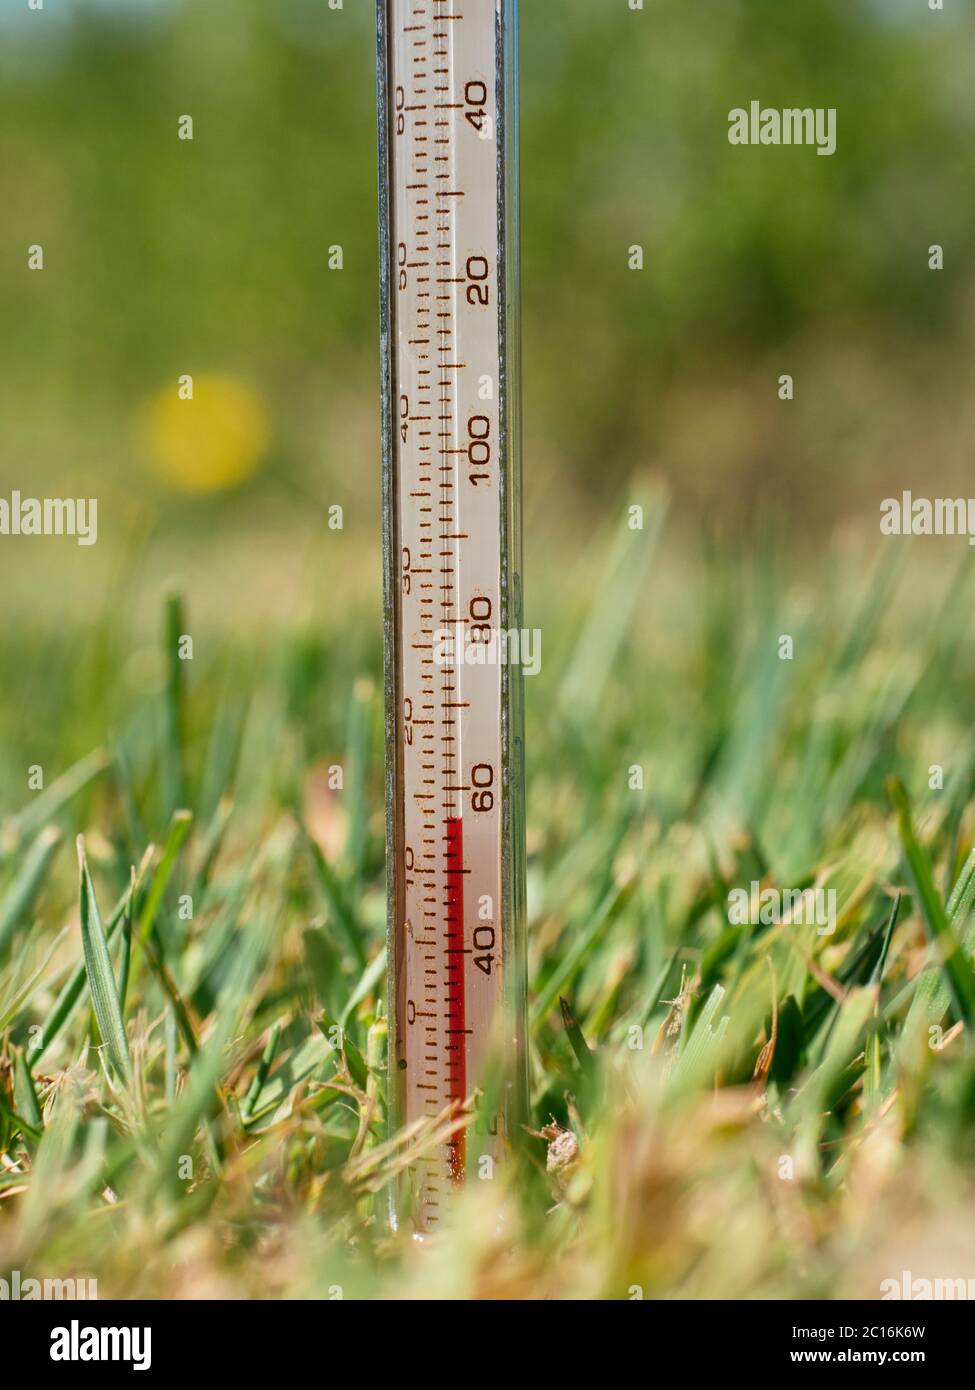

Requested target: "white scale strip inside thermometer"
[{"left": 379, "top": 0, "right": 526, "bottom": 1231}]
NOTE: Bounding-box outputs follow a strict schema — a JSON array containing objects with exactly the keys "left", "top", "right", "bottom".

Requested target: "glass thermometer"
[{"left": 377, "top": 0, "right": 527, "bottom": 1231}]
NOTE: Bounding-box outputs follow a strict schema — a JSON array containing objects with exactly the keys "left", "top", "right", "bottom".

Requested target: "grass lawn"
[{"left": 2, "top": 508, "right": 975, "bottom": 1300}]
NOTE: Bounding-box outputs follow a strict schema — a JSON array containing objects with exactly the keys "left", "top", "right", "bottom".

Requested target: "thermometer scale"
[{"left": 377, "top": 0, "right": 527, "bottom": 1230}]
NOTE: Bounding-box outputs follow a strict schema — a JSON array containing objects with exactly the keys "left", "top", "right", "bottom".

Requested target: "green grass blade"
[
  {"left": 531, "top": 878, "right": 633, "bottom": 1029},
  {"left": 0, "top": 927, "right": 70, "bottom": 1034},
  {"left": 303, "top": 824, "right": 367, "bottom": 970},
  {"left": 888, "top": 778, "right": 975, "bottom": 1028},
  {"left": 242, "top": 1021, "right": 283, "bottom": 1120},
  {"left": 243, "top": 1031, "right": 334, "bottom": 1125},
  {"left": 900, "top": 849, "right": 975, "bottom": 1051},
  {"left": 0, "top": 826, "right": 62, "bottom": 957},
  {"left": 4, "top": 748, "right": 109, "bottom": 851},
  {"left": 557, "top": 481, "right": 667, "bottom": 726},
  {"left": 137, "top": 808, "right": 193, "bottom": 947},
  {"left": 14, "top": 1050, "right": 43, "bottom": 1133},
  {"left": 160, "top": 594, "right": 187, "bottom": 820},
  {"left": 343, "top": 676, "right": 373, "bottom": 888},
  {"left": 151, "top": 921, "right": 265, "bottom": 1190},
  {"left": 560, "top": 996, "right": 596, "bottom": 1079},
  {"left": 77, "top": 837, "right": 131, "bottom": 1082},
  {"left": 339, "top": 946, "right": 386, "bottom": 1028},
  {"left": 27, "top": 852, "right": 150, "bottom": 1068}
]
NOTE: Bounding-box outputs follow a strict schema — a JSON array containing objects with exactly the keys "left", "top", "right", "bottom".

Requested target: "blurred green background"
[{"left": 1, "top": 0, "right": 973, "bottom": 809}]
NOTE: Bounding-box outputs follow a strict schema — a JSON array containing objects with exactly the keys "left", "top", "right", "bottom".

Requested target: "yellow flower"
[{"left": 143, "top": 374, "right": 270, "bottom": 493}]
